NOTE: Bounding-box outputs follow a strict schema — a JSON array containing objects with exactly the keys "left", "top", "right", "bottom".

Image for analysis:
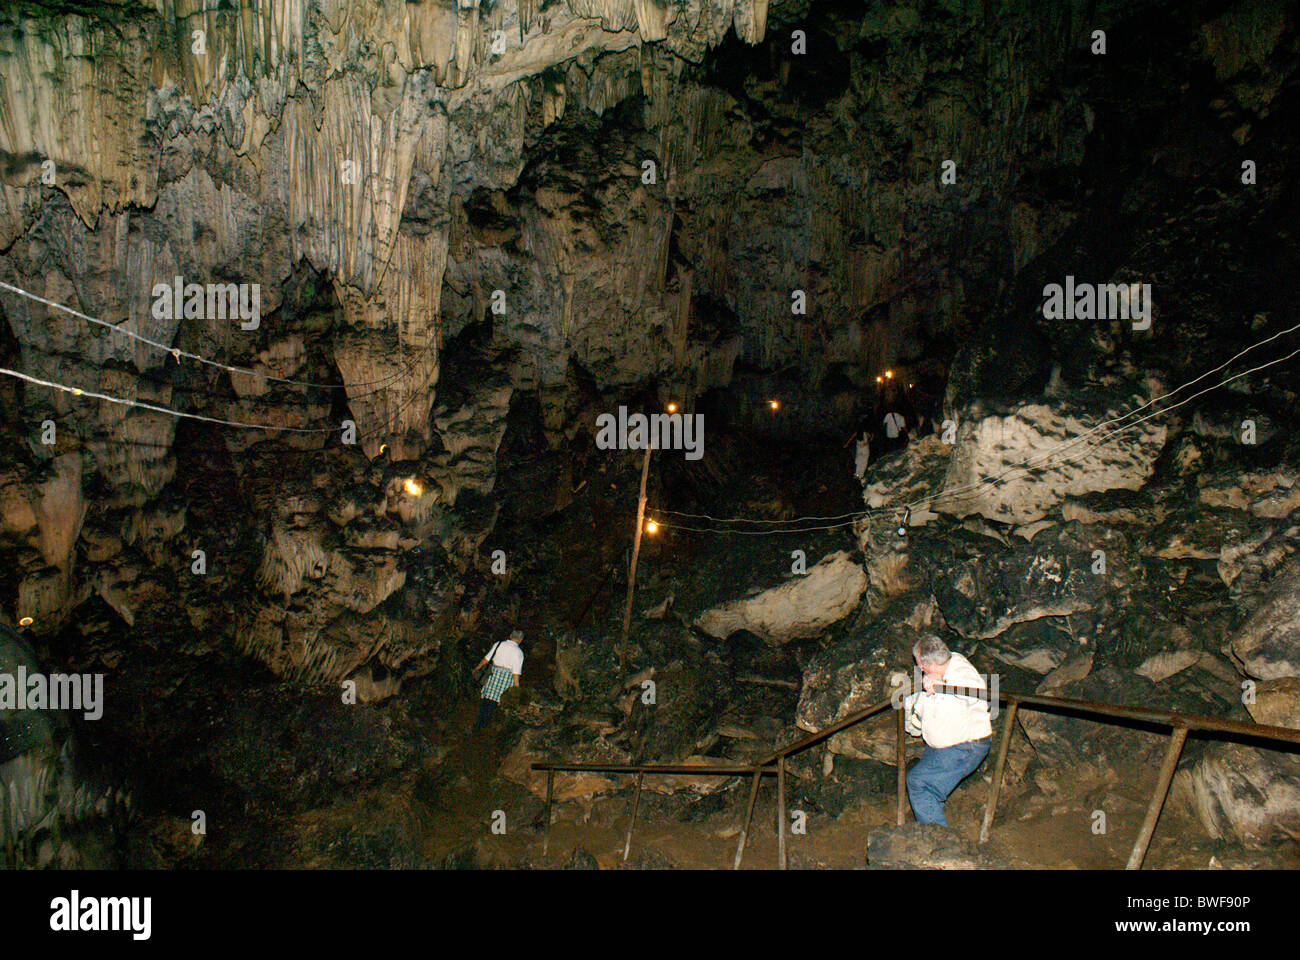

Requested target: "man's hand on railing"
[{"left": 889, "top": 670, "right": 924, "bottom": 737}]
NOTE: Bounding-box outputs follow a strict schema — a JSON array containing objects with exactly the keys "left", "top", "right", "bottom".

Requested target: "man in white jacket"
[{"left": 902, "top": 636, "right": 993, "bottom": 825}]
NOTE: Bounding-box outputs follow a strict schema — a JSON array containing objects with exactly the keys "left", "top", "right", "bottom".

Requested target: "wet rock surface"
[{"left": 867, "top": 823, "right": 1005, "bottom": 870}]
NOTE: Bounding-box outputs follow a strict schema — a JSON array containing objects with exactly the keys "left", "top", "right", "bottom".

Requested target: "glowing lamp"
[
  {"left": 885, "top": 369, "right": 894, "bottom": 379},
  {"left": 666, "top": 402, "right": 678, "bottom": 413},
  {"left": 876, "top": 376, "right": 883, "bottom": 384},
  {"left": 404, "top": 477, "right": 423, "bottom": 497},
  {"left": 645, "top": 519, "right": 660, "bottom": 534},
  {"left": 896, "top": 507, "right": 911, "bottom": 538},
  {"left": 769, "top": 400, "right": 780, "bottom": 411},
  {"left": 18, "top": 616, "right": 33, "bottom": 627},
  {"left": 379, "top": 443, "right": 389, "bottom": 455}
]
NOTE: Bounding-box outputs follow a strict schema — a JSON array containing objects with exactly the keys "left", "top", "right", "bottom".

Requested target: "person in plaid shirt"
[{"left": 471, "top": 630, "right": 524, "bottom": 732}]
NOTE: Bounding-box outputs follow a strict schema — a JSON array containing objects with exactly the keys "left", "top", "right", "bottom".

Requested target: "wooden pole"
[
  {"left": 542, "top": 769, "right": 555, "bottom": 857},
  {"left": 1125, "top": 725, "right": 1188, "bottom": 870},
  {"left": 980, "top": 700, "right": 1019, "bottom": 844},
  {"left": 618, "top": 441, "right": 654, "bottom": 676},
  {"left": 777, "top": 756, "right": 787, "bottom": 871},
  {"left": 733, "top": 769, "right": 763, "bottom": 870},
  {"left": 895, "top": 702, "right": 907, "bottom": 825},
  {"left": 622, "top": 772, "right": 644, "bottom": 862}
]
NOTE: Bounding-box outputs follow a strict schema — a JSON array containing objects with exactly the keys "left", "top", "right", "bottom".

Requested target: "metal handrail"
[
  {"left": 529, "top": 763, "right": 764, "bottom": 775},
  {"left": 529, "top": 679, "right": 1300, "bottom": 870},
  {"left": 932, "top": 684, "right": 1300, "bottom": 744}
]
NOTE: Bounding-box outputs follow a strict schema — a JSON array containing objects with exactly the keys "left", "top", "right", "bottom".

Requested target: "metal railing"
[{"left": 531, "top": 680, "right": 1300, "bottom": 869}]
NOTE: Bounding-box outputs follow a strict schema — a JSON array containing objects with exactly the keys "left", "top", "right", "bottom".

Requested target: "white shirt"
[
  {"left": 488, "top": 639, "right": 524, "bottom": 675},
  {"left": 903, "top": 652, "right": 992, "bottom": 748},
  {"left": 883, "top": 412, "right": 906, "bottom": 438}
]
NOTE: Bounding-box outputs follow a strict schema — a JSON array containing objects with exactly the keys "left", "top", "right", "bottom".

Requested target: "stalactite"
[
  {"left": 257, "top": 525, "right": 330, "bottom": 600},
  {"left": 672, "top": 269, "right": 692, "bottom": 371}
]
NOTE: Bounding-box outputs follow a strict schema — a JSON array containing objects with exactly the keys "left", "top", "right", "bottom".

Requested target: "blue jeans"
[
  {"left": 472, "top": 698, "right": 497, "bottom": 732},
  {"left": 906, "top": 737, "right": 991, "bottom": 825}
]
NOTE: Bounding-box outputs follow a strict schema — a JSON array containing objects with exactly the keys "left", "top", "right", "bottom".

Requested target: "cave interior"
[{"left": 1, "top": 0, "right": 1299, "bottom": 872}]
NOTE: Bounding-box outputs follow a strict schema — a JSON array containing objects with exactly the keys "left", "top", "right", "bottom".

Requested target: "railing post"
[
  {"left": 527, "top": 690, "right": 1300, "bottom": 870},
  {"left": 980, "top": 700, "right": 1019, "bottom": 843},
  {"left": 622, "top": 772, "right": 644, "bottom": 862},
  {"left": 542, "top": 768, "right": 555, "bottom": 857},
  {"left": 618, "top": 442, "right": 654, "bottom": 676},
  {"left": 1126, "top": 725, "right": 1188, "bottom": 870},
  {"left": 895, "top": 701, "right": 907, "bottom": 825},
  {"left": 777, "top": 756, "right": 787, "bottom": 870},
  {"left": 733, "top": 769, "right": 763, "bottom": 870}
]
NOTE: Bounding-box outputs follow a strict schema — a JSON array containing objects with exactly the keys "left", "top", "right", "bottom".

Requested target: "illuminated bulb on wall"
[
  {"left": 645, "top": 519, "right": 659, "bottom": 534},
  {"left": 876, "top": 376, "right": 883, "bottom": 385},
  {"left": 666, "top": 402, "right": 678, "bottom": 413},
  {"left": 404, "top": 477, "right": 423, "bottom": 497},
  {"left": 885, "top": 369, "right": 894, "bottom": 379},
  {"left": 18, "top": 617, "right": 33, "bottom": 627},
  {"left": 769, "top": 399, "right": 780, "bottom": 411},
  {"left": 896, "top": 506, "right": 911, "bottom": 538}
]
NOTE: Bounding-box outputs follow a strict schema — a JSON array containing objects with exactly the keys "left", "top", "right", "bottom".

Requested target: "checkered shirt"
[{"left": 481, "top": 664, "right": 514, "bottom": 702}]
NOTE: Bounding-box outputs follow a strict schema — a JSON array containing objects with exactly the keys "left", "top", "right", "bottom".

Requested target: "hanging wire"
[
  {"left": 905, "top": 344, "right": 1300, "bottom": 517},
  {"left": 0, "top": 328, "right": 444, "bottom": 443},
  {"left": 0, "top": 278, "right": 428, "bottom": 391},
  {"left": 10, "top": 335, "right": 439, "bottom": 411},
  {"left": 651, "top": 338, "right": 1300, "bottom": 536},
  {"left": 658, "top": 319, "right": 1300, "bottom": 530},
  {"left": 654, "top": 506, "right": 867, "bottom": 523},
  {"left": 0, "top": 366, "right": 343, "bottom": 434},
  {"left": 3, "top": 280, "right": 1297, "bottom": 529}
]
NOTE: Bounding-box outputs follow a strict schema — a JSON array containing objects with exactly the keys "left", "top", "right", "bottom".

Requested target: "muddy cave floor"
[
  {"left": 216, "top": 695, "right": 1299, "bottom": 871},
  {"left": 133, "top": 436, "right": 1297, "bottom": 871}
]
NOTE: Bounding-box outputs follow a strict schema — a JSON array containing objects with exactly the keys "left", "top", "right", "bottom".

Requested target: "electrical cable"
[
  {"left": 0, "top": 278, "right": 431, "bottom": 391},
  {"left": 4, "top": 281, "right": 1297, "bottom": 522},
  {"left": 652, "top": 339, "right": 1300, "bottom": 536},
  {"left": 661, "top": 319, "right": 1300, "bottom": 529},
  {"left": 904, "top": 344, "right": 1300, "bottom": 517},
  {"left": 9, "top": 335, "right": 439, "bottom": 411},
  {"left": 0, "top": 335, "right": 444, "bottom": 442}
]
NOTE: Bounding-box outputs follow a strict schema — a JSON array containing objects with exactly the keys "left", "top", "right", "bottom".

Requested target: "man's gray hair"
[{"left": 913, "top": 635, "right": 951, "bottom": 667}]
